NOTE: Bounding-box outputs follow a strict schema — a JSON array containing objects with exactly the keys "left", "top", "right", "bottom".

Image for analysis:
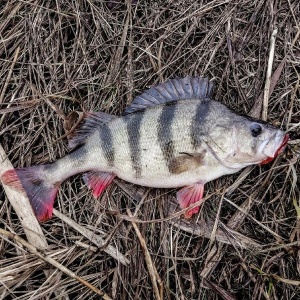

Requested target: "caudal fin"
[{"left": 1, "top": 166, "right": 60, "bottom": 222}]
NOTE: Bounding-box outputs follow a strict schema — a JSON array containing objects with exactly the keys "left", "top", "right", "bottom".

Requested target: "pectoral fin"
[
  {"left": 177, "top": 183, "right": 205, "bottom": 218},
  {"left": 169, "top": 151, "right": 206, "bottom": 174}
]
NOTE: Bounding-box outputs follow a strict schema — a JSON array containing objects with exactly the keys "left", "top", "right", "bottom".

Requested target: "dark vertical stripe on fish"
[
  {"left": 126, "top": 112, "right": 144, "bottom": 178},
  {"left": 100, "top": 124, "right": 115, "bottom": 167},
  {"left": 190, "top": 100, "right": 210, "bottom": 148},
  {"left": 158, "top": 102, "right": 177, "bottom": 170}
]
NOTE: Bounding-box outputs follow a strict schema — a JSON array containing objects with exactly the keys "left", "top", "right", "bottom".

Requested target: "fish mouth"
[{"left": 260, "top": 133, "right": 289, "bottom": 165}]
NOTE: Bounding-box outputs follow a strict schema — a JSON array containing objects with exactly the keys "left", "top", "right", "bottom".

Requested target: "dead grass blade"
[
  {"left": 53, "top": 208, "right": 129, "bottom": 266},
  {"left": 168, "top": 199, "right": 261, "bottom": 250},
  {"left": 202, "top": 278, "right": 237, "bottom": 300},
  {"left": 262, "top": 28, "right": 278, "bottom": 121},
  {"left": 0, "top": 46, "right": 20, "bottom": 104},
  {"left": 127, "top": 208, "right": 163, "bottom": 300},
  {"left": 0, "top": 228, "right": 112, "bottom": 300}
]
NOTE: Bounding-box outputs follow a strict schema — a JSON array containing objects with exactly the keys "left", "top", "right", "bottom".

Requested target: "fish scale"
[
  {"left": 108, "top": 100, "right": 201, "bottom": 183},
  {"left": 99, "top": 123, "right": 115, "bottom": 167},
  {"left": 1, "top": 76, "right": 288, "bottom": 221}
]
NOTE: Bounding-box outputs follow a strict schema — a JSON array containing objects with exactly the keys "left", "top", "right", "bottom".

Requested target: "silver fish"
[{"left": 1, "top": 77, "right": 289, "bottom": 221}]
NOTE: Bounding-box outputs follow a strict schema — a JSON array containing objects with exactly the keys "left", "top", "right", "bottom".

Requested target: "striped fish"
[{"left": 1, "top": 77, "right": 289, "bottom": 221}]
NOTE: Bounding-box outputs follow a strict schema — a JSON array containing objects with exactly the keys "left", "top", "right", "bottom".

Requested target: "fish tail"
[{"left": 1, "top": 165, "right": 60, "bottom": 222}]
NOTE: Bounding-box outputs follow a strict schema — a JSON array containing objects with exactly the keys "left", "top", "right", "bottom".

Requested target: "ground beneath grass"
[{"left": 0, "top": 1, "right": 300, "bottom": 299}]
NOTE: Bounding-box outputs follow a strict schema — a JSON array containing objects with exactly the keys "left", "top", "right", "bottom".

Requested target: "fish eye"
[{"left": 250, "top": 123, "right": 262, "bottom": 137}]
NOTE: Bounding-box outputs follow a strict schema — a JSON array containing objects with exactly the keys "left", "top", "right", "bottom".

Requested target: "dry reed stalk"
[
  {"left": 0, "top": 145, "right": 47, "bottom": 249},
  {"left": 0, "top": 228, "right": 113, "bottom": 300}
]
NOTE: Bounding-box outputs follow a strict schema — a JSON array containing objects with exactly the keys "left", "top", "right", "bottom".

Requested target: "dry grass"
[{"left": 0, "top": 0, "right": 299, "bottom": 299}]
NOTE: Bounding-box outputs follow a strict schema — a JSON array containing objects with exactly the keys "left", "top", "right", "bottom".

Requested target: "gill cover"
[{"left": 226, "top": 118, "right": 287, "bottom": 166}]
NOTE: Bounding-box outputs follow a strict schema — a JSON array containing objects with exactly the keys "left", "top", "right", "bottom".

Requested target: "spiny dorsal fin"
[
  {"left": 125, "top": 76, "right": 215, "bottom": 114},
  {"left": 68, "top": 111, "right": 116, "bottom": 149}
]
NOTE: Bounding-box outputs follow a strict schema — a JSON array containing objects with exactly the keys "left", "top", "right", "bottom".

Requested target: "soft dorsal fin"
[
  {"left": 68, "top": 111, "right": 116, "bottom": 149},
  {"left": 125, "top": 76, "right": 215, "bottom": 114}
]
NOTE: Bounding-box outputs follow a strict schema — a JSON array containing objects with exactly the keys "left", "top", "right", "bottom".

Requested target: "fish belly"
[{"left": 116, "top": 162, "right": 238, "bottom": 188}]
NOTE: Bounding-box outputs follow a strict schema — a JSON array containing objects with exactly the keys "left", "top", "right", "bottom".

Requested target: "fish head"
[{"left": 222, "top": 117, "right": 288, "bottom": 167}]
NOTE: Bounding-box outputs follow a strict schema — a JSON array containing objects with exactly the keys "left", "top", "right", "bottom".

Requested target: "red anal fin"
[
  {"left": 83, "top": 171, "right": 116, "bottom": 198},
  {"left": 177, "top": 183, "right": 205, "bottom": 218}
]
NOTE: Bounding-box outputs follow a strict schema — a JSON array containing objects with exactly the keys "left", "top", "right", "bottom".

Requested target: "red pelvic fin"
[
  {"left": 177, "top": 183, "right": 205, "bottom": 218},
  {"left": 83, "top": 171, "right": 116, "bottom": 198},
  {"left": 1, "top": 167, "right": 60, "bottom": 222}
]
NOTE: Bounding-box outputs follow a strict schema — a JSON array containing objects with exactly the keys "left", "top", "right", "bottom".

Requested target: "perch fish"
[{"left": 1, "top": 77, "right": 289, "bottom": 221}]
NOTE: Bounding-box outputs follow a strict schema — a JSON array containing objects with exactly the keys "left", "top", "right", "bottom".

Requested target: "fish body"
[
  {"left": 58, "top": 99, "right": 238, "bottom": 187},
  {"left": 1, "top": 77, "right": 288, "bottom": 221}
]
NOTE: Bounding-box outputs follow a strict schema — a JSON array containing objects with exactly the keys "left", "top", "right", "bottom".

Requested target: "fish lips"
[{"left": 260, "top": 133, "right": 289, "bottom": 165}]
